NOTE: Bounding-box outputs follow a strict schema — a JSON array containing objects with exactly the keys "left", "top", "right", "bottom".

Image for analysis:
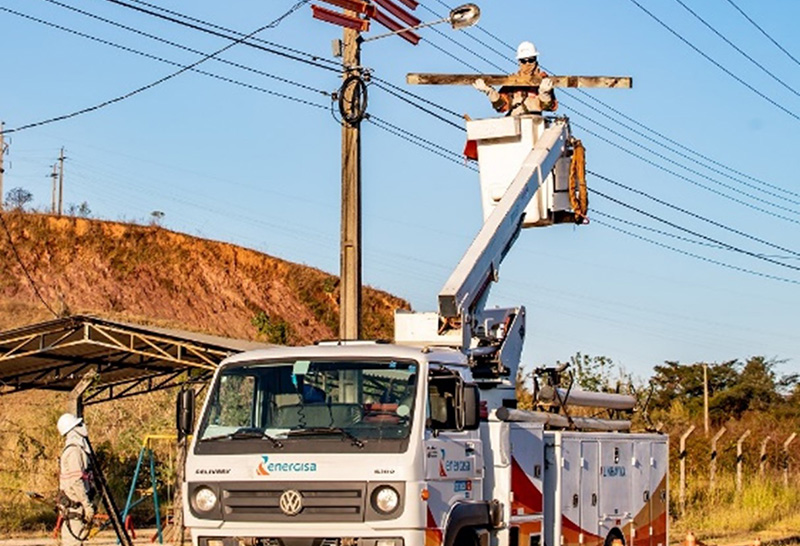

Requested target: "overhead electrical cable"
[
  {"left": 588, "top": 170, "right": 800, "bottom": 259},
  {"left": 627, "top": 0, "right": 800, "bottom": 122},
  {"left": 671, "top": 0, "right": 800, "bottom": 100},
  {"left": 590, "top": 188, "right": 800, "bottom": 273},
  {"left": 99, "top": 0, "right": 337, "bottom": 72},
  {"left": 592, "top": 210, "right": 724, "bottom": 250},
  {"left": 560, "top": 91, "right": 800, "bottom": 201},
  {"left": 564, "top": 106, "right": 800, "bottom": 213},
  {"left": 40, "top": 0, "right": 330, "bottom": 96},
  {"left": 592, "top": 216, "right": 800, "bottom": 286},
  {"left": 0, "top": 5, "right": 327, "bottom": 134},
  {"left": 113, "top": 0, "right": 341, "bottom": 68},
  {"left": 574, "top": 121, "right": 800, "bottom": 225},
  {"left": 724, "top": 0, "right": 800, "bottom": 69},
  {"left": 367, "top": 116, "right": 476, "bottom": 171},
  {"left": 433, "top": 0, "right": 800, "bottom": 200}
]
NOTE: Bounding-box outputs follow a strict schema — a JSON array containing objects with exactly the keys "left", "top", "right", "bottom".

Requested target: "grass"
[{"left": 672, "top": 473, "right": 800, "bottom": 543}]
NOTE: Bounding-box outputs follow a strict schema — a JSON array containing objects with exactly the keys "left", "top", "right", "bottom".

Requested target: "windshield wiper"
[
  {"left": 200, "top": 428, "right": 284, "bottom": 449},
  {"left": 287, "top": 427, "right": 365, "bottom": 448}
]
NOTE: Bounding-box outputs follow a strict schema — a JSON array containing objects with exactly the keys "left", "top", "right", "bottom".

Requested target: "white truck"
[{"left": 178, "top": 115, "right": 669, "bottom": 546}]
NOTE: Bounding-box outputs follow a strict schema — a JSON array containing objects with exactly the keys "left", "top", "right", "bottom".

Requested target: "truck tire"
[{"left": 454, "top": 528, "right": 480, "bottom": 546}]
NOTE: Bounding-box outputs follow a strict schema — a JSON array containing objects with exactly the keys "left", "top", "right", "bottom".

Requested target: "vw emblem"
[{"left": 279, "top": 489, "right": 303, "bottom": 516}]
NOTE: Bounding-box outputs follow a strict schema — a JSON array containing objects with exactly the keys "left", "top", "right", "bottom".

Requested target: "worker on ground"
[
  {"left": 57, "top": 413, "right": 96, "bottom": 546},
  {"left": 473, "top": 41, "right": 557, "bottom": 115}
]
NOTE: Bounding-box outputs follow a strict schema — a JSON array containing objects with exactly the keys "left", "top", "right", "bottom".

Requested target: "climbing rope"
[{"left": 568, "top": 138, "right": 589, "bottom": 222}]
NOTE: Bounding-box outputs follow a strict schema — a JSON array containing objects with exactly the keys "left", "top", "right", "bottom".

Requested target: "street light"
[{"left": 360, "top": 3, "right": 481, "bottom": 42}]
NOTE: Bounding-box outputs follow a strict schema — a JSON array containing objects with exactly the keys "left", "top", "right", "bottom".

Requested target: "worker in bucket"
[
  {"left": 57, "top": 413, "right": 96, "bottom": 546},
  {"left": 473, "top": 41, "right": 557, "bottom": 115}
]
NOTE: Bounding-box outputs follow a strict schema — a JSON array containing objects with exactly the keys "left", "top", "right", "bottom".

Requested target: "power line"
[
  {"left": 0, "top": 212, "right": 59, "bottom": 317},
  {"left": 560, "top": 90, "right": 800, "bottom": 201},
  {"left": 0, "top": 5, "right": 328, "bottom": 134},
  {"left": 592, "top": 216, "right": 800, "bottom": 286},
  {"left": 671, "top": 0, "right": 800, "bottom": 101},
  {"left": 724, "top": 0, "right": 800, "bottom": 69},
  {"left": 98, "top": 0, "right": 337, "bottom": 72},
  {"left": 591, "top": 187, "right": 800, "bottom": 273},
  {"left": 41, "top": 0, "right": 330, "bottom": 96},
  {"left": 627, "top": 0, "right": 800, "bottom": 122},
  {"left": 588, "top": 169, "right": 800, "bottom": 259},
  {"left": 114, "top": 0, "right": 341, "bottom": 68},
  {"left": 564, "top": 106, "right": 800, "bottom": 213},
  {"left": 368, "top": 114, "right": 474, "bottom": 169},
  {"left": 593, "top": 209, "right": 724, "bottom": 250},
  {"left": 575, "top": 121, "right": 800, "bottom": 225}
]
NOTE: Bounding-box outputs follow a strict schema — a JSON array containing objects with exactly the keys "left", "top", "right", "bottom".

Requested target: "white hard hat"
[
  {"left": 57, "top": 413, "right": 83, "bottom": 436},
  {"left": 516, "top": 41, "right": 539, "bottom": 60}
]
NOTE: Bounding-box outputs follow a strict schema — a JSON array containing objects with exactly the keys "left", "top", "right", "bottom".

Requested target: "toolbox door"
[{"left": 579, "top": 441, "right": 600, "bottom": 544}]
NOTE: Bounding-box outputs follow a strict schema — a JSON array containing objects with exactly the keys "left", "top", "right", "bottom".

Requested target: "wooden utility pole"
[
  {"left": 57, "top": 147, "right": 65, "bottom": 215},
  {"left": 703, "top": 363, "right": 710, "bottom": 435},
  {"left": 0, "top": 122, "right": 5, "bottom": 210},
  {"left": 339, "top": 23, "right": 362, "bottom": 340}
]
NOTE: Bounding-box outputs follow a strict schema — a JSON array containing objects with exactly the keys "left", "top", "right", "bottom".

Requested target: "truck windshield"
[{"left": 198, "top": 359, "right": 418, "bottom": 448}]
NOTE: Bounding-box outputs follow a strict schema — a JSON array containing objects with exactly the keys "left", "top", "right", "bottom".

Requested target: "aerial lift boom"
[{"left": 395, "top": 115, "right": 582, "bottom": 392}]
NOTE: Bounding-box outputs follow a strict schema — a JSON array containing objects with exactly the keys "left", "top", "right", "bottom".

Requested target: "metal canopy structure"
[{"left": 0, "top": 315, "right": 269, "bottom": 405}]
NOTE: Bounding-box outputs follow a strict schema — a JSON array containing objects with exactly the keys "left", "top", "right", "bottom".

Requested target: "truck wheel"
[{"left": 454, "top": 528, "right": 479, "bottom": 546}]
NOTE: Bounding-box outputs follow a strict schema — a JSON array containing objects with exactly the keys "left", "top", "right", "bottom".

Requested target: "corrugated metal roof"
[{"left": 0, "top": 315, "right": 271, "bottom": 404}]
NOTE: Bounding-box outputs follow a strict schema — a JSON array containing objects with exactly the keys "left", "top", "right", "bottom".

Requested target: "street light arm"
[{"left": 359, "top": 2, "right": 480, "bottom": 42}]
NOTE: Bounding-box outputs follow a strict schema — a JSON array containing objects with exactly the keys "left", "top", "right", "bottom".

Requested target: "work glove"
[
  {"left": 539, "top": 77, "right": 553, "bottom": 93},
  {"left": 473, "top": 78, "right": 500, "bottom": 102},
  {"left": 82, "top": 503, "right": 95, "bottom": 523}
]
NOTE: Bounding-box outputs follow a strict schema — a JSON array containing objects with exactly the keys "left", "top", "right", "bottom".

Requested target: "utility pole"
[
  {"left": 51, "top": 163, "right": 58, "bottom": 213},
  {"left": 57, "top": 147, "right": 65, "bottom": 215},
  {"left": 339, "top": 22, "right": 362, "bottom": 341},
  {"left": 0, "top": 122, "right": 5, "bottom": 210},
  {"left": 703, "top": 363, "right": 710, "bottom": 435}
]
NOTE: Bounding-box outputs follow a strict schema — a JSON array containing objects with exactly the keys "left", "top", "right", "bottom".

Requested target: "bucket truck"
[{"left": 178, "top": 115, "right": 668, "bottom": 546}]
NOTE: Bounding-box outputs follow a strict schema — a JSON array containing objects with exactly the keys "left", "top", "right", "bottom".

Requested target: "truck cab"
[{"left": 182, "top": 342, "right": 490, "bottom": 546}]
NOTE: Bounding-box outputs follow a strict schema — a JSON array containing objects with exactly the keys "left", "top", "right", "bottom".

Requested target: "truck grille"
[{"left": 220, "top": 481, "right": 366, "bottom": 522}]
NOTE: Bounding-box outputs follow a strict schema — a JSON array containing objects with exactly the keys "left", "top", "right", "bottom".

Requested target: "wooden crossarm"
[{"left": 406, "top": 73, "right": 632, "bottom": 88}]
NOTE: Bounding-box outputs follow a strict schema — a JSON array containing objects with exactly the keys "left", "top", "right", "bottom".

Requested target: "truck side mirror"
[
  {"left": 463, "top": 383, "right": 480, "bottom": 430},
  {"left": 176, "top": 388, "right": 195, "bottom": 441}
]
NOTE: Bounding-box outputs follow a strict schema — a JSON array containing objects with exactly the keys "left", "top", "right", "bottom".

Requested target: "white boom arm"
[
  {"left": 395, "top": 116, "right": 581, "bottom": 387},
  {"left": 438, "top": 120, "right": 570, "bottom": 318}
]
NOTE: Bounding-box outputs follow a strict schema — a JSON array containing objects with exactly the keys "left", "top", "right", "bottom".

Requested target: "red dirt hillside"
[{"left": 0, "top": 212, "right": 409, "bottom": 341}]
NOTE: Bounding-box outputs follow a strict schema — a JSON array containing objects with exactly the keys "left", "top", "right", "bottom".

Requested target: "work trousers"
[{"left": 60, "top": 517, "right": 88, "bottom": 546}]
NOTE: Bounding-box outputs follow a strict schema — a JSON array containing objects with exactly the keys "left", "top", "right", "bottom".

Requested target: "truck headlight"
[
  {"left": 194, "top": 486, "right": 218, "bottom": 512},
  {"left": 371, "top": 486, "right": 400, "bottom": 515}
]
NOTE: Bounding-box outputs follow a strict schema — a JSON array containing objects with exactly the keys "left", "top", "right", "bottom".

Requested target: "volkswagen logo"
[{"left": 279, "top": 489, "right": 303, "bottom": 516}]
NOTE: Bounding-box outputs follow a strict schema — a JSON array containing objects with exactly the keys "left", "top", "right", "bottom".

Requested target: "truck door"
[
  {"left": 631, "top": 441, "right": 652, "bottom": 546},
  {"left": 580, "top": 441, "right": 600, "bottom": 546},
  {"left": 650, "top": 441, "right": 668, "bottom": 546},
  {"left": 599, "top": 442, "right": 632, "bottom": 542}
]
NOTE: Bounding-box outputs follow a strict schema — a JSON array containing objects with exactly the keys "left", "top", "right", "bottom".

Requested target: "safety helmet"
[
  {"left": 57, "top": 413, "right": 83, "bottom": 436},
  {"left": 516, "top": 40, "right": 539, "bottom": 60}
]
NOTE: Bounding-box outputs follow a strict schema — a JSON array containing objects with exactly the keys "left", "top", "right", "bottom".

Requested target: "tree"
[
  {"left": 66, "top": 201, "right": 91, "bottom": 217},
  {"left": 4, "top": 187, "right": 33, "bottom": 210}
]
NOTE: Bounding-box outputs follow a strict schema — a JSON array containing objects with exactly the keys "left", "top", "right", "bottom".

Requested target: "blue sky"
[{"left": 2, "top": 0, "right": 799, "bottom": 383}]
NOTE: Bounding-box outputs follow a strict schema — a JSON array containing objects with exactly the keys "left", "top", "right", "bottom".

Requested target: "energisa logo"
[{"left": 256, "top": 455, "right": 318, "bottom": 476}]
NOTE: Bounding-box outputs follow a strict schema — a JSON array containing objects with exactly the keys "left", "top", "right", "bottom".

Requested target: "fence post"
[
  {"left": 737, "top": 429, "right": 752, "bottom": 494},
  {"left": 680, "top": 425, "right": 696, "bottom": 515},
  {"left": 784, "top": 433, "right": 797, "bottom": 488},
  {"left": 710, "top": 426, "right": 726, "bottom": 491},
  {"left": 759, "top": 435, "right": 771, "bottom": 477}
]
